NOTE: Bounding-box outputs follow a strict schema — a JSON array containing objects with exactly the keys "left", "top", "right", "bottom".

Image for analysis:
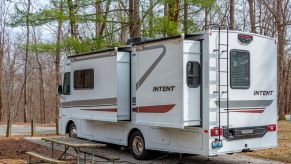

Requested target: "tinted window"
[
  {"left": 74, "top": 69, "right": 94, "bottom": 89},
  {"left": 63, "top": 72, "right": 71, "bottom": 95},
  {"left": 230, "top": 50, "right": 250, "bottom": 89},
  {"left": 187, "top": 61, "right": 200, "bottom": 88}
]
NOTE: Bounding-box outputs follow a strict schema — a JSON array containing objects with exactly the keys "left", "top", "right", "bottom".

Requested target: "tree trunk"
[
  {"left": 229, "top": 0, "right": 235, "bottom": 30},
  {"left": 248, "top": 0, "right": 256, "bottom": 33},
  {"left": 67, "top": 0, "right": 78, "bottom": 39},
  {"left": 128, "top": 0, "right": 141, "bottom": 38},
  {"left": 167, "top": 0, "right": 179, "bottom": 35},
  {"left": 205, "top": 7, "right": 209, "bottom": 30},
  {"left": 119, "top": 3, "right": 126, "bottom": 43},
  {"left": 99, "top": 0, "right": 111, "bottom": 37},
  {"left": 0, "top": 26, "right": 3, "bottom": 122},
  {"left": 23, "top": 0, "right": 31, "bottom": 123},
  {"left": 148, "top": 0, "right": 154, "bottom": 37},
  {"left": 95, "top": 0, "right": 102, "bottom": 38},
  {"left": 276, "top": 0, "right": 286, "bottom": 120},
  {"left": 55, "top": 0, "right": 63, "bottom": 133},
  {"left": 183, "top": 0, "right": 188, "bottom": 34}
]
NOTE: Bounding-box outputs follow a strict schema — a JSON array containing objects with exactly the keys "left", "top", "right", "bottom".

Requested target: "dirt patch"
[
  {"left": 245, "top": 121, "right": 291, "bottom": 163},
  {"left": 0, "top": 137, "right": 62, "bottom": 160}
]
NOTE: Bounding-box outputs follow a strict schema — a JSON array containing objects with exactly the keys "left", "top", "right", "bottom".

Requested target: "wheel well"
[
  {"left": 65, "top": 120, "right": 75, "bottom": 134},
  {"left": 127, "top": 128, "right": 140, "bottom": 146}
]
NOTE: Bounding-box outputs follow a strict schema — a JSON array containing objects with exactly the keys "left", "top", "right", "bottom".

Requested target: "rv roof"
[
  {"left": 132, "top": 34, "right": 204, "bottom": 46},
  {"left": 68, "top": 46, "right": 131, "bottom": 59}
]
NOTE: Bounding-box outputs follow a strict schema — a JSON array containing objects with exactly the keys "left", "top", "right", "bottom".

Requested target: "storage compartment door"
[{"left": 117, "top": 52, "right": 130, "bottom": 120}]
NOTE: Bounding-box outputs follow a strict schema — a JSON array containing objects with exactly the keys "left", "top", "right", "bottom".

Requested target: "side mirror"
[{"left": 58, "top": 85, "right": 63, "bottom": 95}]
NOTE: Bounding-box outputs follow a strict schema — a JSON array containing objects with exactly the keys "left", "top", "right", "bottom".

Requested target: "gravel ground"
[
  {"left": 25, "top": 137, "right": 284, "bottom": 164},
  {"left": 0, "top": 125, "right": 56, "bottom": 136}
]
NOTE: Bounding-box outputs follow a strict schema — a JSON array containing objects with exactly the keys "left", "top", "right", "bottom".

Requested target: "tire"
[
  {"left": 68, "top": 123, "right": 77, "bottom": 138},
  {"left": 129, "top": 131, "right": 149, "bottom": 160}
]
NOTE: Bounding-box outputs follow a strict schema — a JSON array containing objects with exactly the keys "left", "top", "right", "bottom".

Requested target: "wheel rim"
[
  {"left": 69, "top": 125, "right": 77, "bottom": 138},
  {"left": 132, "top": 136, "right": 144, "bottom": 155}
]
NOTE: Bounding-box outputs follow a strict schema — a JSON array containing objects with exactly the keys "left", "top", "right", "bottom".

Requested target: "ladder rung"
[
  {"left": 219, "top": 85, "right": 228, "bottom": 86},
  {"left": 219, "top": 44, "right": 228, "bottom": 46},
  {"left": 213, "top": 49, "right": 219, "bottom": 52},
  {"left": 220, "top": 58, "right": 228, "bottom": 59},
  {"left": 222, "top": 91, "right": 228, "bottom": 93},
  {"left": 218, "top": 71, "right": 228, "bottom": 73}
]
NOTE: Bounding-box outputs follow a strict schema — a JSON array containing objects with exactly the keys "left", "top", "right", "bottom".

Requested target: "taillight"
[
  {"left": 267, "top": 124, "right": 276, "bottom": 131},
  {"left": 211, "top": 127, "right": 222, "bottom": 136}
]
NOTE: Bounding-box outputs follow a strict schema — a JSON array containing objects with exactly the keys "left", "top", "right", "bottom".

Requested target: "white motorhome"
[{"left": 58, "top": 29, "right": 277, "bottom": 159}]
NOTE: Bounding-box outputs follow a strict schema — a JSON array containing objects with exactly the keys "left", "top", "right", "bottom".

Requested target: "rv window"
[
  {"left": 74, "top": 69, "right": 94, "bottom": 89},
  {"left": 230, "top": 50, "right": 250, "bottom": 89},
  {"left": 63, "top": 72, "right": 71, "bottom": 95},
  {"left": 187, "top": 61, "right": 200, "bottom": 88}
]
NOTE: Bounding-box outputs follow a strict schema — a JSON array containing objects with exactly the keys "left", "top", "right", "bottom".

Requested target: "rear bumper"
[
  {"left": 211, "top": 130, "right": 277, "bottom": 155},
  {"left": 223, "top": 126, "right": 267, "bottom": 140}
]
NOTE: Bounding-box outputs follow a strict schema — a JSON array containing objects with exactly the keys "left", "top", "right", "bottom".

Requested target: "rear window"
[{"left": 230, "top": 50, "right": 250, "bottom": 89}]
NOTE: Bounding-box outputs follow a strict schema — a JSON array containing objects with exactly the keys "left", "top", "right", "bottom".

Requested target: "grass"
[{"left": 245, "top": 120, "right": 291, "bottom": 163}]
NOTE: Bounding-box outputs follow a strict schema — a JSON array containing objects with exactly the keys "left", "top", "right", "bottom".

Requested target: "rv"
[{"left": 58, "top": 28, "right": 277, "bottom": 159}]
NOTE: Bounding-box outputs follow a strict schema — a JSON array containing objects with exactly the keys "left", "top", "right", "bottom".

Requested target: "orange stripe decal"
[{"left": 133, "top": 104, "right": 175, "bottom": 113}]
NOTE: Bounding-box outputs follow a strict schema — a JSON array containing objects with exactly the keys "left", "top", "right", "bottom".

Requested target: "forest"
[{"left": 0, "top": 0, "right": 290, "bottom": 124}]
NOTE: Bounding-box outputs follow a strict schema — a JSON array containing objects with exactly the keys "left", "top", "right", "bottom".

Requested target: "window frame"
[
  {"left": 63, "top": 72, "right": 71, "bottom": 95},
  {"left": 230, "top": 49, "right": 251, "bottom": 89},
  {"left": 73, "top": 68, "right": 94, "bottom": 90},
  {"left": 186, "top": 61, "right": 201, "bottom": 88}
]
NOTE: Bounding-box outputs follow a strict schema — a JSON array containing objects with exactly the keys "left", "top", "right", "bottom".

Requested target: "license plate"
[{"left": 241, "top": 129, "right": 253, "bottom": 134}]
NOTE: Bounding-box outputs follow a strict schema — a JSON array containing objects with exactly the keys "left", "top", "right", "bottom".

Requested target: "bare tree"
[
  {"left": 259, "top": 0, "right": 290, "bottom": 120},
  {"left": 23, "top": 0, "right": 31, "bottom": 122}
]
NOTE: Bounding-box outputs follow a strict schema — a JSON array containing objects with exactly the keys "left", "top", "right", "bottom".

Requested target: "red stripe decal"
[
  {"left": 133, "top": 104, "right": 175, "bottom": 113},
  {"left": 80, "top": 108, "right": 117, "bottom": 112},
  {"left": 228, "top": 109, "right": 265, "bottom": 113}
]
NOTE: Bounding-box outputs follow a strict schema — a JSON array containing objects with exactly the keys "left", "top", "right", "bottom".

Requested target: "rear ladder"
[{"left": 209, "top": 24, "right": 230, "bottom": 141}]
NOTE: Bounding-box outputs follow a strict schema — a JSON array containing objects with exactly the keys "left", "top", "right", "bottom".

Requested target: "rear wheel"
[
  {"left": 68, "top": 123, "right": 77, "bottom": 138},
  {"left": 129, "top": 131, "right": 149, "bottom": 160}
]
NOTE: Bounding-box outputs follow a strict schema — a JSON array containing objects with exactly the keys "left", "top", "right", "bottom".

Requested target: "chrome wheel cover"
[
  {"left": 69, "top": 126, "right": 77, "bottom": 138},
  {"left": 132, "top": 136, "right": 144, "bottom": 155}
]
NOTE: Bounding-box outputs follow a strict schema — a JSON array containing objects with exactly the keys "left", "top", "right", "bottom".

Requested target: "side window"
[
  {"left": 230, "top": 50, "right": 250, "bottom": 89},
  {"left": 63, "top": 72, "right": 71, "bottom": 95},
  {"left": 187, "top": 61, "right": 201, "bottom": 88},
  {"left": 74, "top": 69, "right": 94, "bottom": 89}
]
